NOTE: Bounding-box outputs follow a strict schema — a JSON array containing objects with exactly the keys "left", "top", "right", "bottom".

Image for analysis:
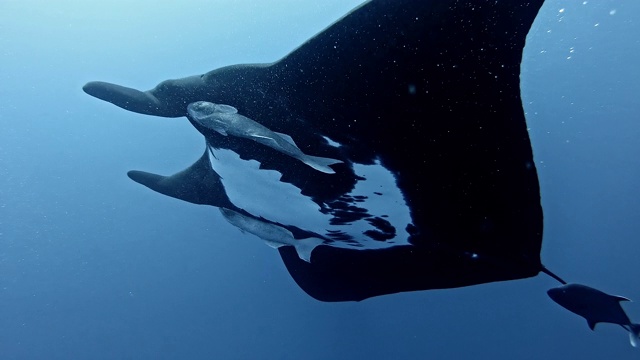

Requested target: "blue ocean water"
[{"left": 1, "top": 1, "right": 639, "bottom": 359}]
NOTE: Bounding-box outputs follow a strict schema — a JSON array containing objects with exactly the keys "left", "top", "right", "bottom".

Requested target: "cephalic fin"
[{"left": 127, "top": 144, "right": 233, "bottom": 208}]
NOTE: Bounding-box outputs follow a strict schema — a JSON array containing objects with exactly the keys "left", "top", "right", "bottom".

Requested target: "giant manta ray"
[{"left": 83, "top": 0, "right": 639, "bottom": 346}]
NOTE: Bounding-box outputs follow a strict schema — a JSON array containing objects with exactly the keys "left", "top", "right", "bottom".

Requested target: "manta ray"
[{"left": 82, "top": 0, "right": 637, "bottom": 347}]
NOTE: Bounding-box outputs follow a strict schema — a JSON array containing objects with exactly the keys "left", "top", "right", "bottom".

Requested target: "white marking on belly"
[{"left": 208, "top": 147, "right": 413, "bottom": 250}]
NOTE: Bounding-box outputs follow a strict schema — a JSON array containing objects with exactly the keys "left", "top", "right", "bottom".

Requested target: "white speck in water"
[{"left": 322, "top": 136, "right": 341, "bottom": 148}]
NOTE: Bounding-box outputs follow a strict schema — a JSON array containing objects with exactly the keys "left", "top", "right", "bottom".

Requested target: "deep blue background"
[{"left": 1, "top": 1, "right": 639, "bottom": 359}]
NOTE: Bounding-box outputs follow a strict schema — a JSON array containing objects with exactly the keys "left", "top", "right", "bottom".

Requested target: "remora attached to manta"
[
  {"left": 219, "top": 207, "right": 324, "bottom": 263},
  {"left": 187, "top": 101, "right": 343, "bottom": 174},
  {"left": 82, "top": 0, "right": 637, "bottom": 347}
]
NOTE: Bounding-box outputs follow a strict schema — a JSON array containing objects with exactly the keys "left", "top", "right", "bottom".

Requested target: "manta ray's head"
[{"left": 187, "top": 101, "right": 239, "bottom": 135}]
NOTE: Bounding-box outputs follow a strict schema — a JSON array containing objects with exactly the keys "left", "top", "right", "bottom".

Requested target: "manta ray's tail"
[
  {"left": 628, "top": 323, "right": 640, "bottom": 347},
  {"left": 302, "top": 155, "right": 343, "bottom": 174}
]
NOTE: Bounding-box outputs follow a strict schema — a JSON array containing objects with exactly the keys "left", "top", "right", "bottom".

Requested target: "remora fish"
[
  {"left": 187, "top": 101, "right": 342, "bottom": 174},
  {"left": 548, "top": 283, "right": 640, "bottom": 347},
  {"left": 219, "top": 207, "right": 323, "bottom": 263}
]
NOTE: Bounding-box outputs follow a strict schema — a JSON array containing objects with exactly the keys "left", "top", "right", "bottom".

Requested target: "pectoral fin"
[
  {"left": 293, "top": 237, "right": 324, "bottom": 263},
  {"left": 265, "top": 241, "right": 285, "bottom": 249},
  {"left": 250, "top": 134, "right": 280, "bottom": 148},
  {"left": 215, "top": 128, "right": 228, "bottom": 136},
  {"left": 301, "top": 155, "right": 344, "bottom": 174},
  {"left": 274, "top": 132, "right": 298, "bottom": 147}
]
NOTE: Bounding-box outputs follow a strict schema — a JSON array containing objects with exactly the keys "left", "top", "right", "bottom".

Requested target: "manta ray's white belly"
[{"left": 208, "top": 147, "right": 413, "bottom": 250}]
